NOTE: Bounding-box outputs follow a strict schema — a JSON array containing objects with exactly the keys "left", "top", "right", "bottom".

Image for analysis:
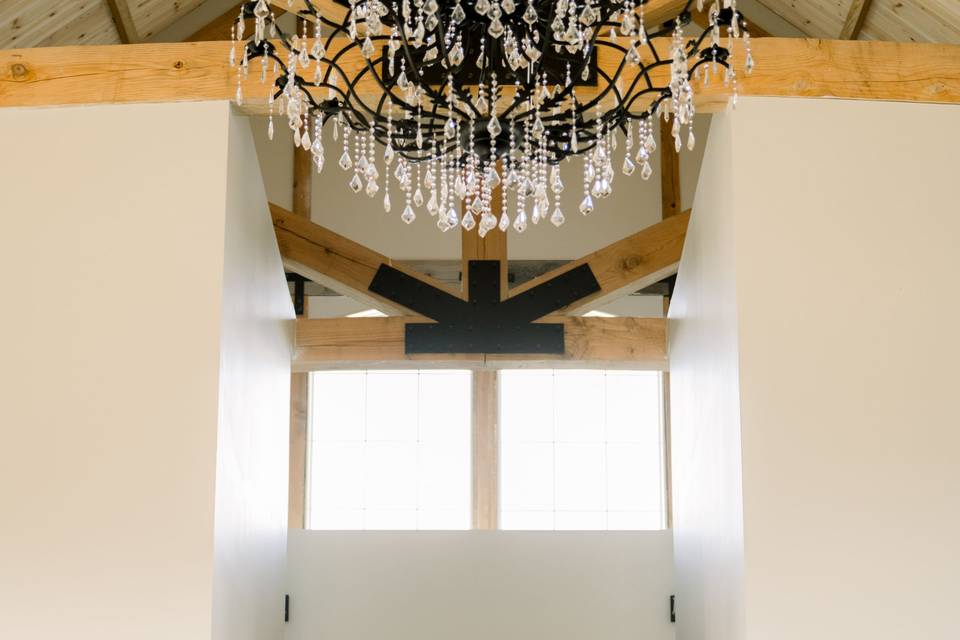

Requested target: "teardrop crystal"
[
  {"left": 550, "top": 207, "right": 565, "bottom": 227},
  {"left": 349, "top": 174, "right": 363, "bottom": 193},
  {"left": 401, "top": 204, "right": 416, "bottom": 224},
  {"left": 579, "top": 194, "right": 594, "bottom": 215},
  {"left": 339, "top": 150, "right": 353, "bottom": 171},
  {"left": 487, "top": 115, "right": 502, "bottom": 137}
]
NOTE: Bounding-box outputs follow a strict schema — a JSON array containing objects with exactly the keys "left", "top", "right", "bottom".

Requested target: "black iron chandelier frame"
[{"left": 240, "top": 0, "right": 744, "bottom": 164}]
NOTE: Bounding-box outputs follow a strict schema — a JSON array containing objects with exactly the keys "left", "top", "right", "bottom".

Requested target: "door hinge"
[
  {"left": 670, "top": 595, "right": 676, "bottom": 623},
  {"left": 284, "top": 594, "right": 290, "bottom": 623}
]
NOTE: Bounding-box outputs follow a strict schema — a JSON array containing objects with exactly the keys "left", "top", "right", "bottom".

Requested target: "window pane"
[
  {"left": 307, "top": 370, "right": 471, "bottom": 530},
  {"left": 499, "top": 369, "right": 665, "bottom": 531}
]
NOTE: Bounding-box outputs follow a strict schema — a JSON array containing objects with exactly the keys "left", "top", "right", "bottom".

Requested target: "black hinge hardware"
[
  {"left": 284, "top": 594, "right": 290, "bottom": 623},
  {"left": 670, "top": 595, "right": 676, "bottom": 623}
]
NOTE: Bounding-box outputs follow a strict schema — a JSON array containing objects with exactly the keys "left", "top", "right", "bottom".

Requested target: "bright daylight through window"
[
  {"left": 500, "top": 370, "right": 666, "bottom": 530},
  {"left": 307, "top": 369, "right": 666, "bottom": 531},
  {"left": 307, "top": 370, "right": 472, "bottom": 530}
]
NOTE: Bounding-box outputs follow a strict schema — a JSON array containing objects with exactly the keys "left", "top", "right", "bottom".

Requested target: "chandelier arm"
[{"left": 391, "top": 7, "right": 479, "bottom": 122}]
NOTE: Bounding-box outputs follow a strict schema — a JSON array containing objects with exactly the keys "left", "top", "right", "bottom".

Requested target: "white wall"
[
  {"left": 670, "top": 97, "right": 960, "bottom": 640},
  {"left": 667, "top": 111, "right": 745, "bottom": 640},
  {"left": 212, "top": 109, "right": 296, "bottom": 640},
  {"left": 0, "top": 102, "right": 294, "bottom": 640},
  {"left": 285, "top": 530, "right": 675, "bottom": 640}
]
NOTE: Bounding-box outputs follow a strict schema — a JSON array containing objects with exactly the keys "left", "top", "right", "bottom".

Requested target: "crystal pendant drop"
[
  {"left": 461, "top": 211, "right": 476, "bottom": 231},
  {"left": 640, "top": 161, "right": 653, "bottom": 180},
  {"left": 622, "top": 156, "right": 636, "bottom": 176},
  {"left": 523, "top": 3, "right": 538, "bottom": 25},
  {"left": 532, "top": 118, "right": 545, "bottom": 136},
  {"left": 413, "top": 188, "right": 424, "bottom": 207},
  {"left": 745, "top": 52, "right": 755, "bottom": 74},
  {"left": 550, "top": 206, "right": 565, "bottom": 227},
  {"left": 487, "top": 115, "right": 502, "bottom": 137},
  {"left": 531, "top": 202, "right": 541, "bottom": 224},
  {"left": 451, "top": 3, "right": 466, "bottom": 22},
  {"left": 498, "top": 212, "right": 510, "bottom": 232},
  {"left": 349, "top": 174, "right": 363, "bottom": 193},
  {"left": 450, "top": 44, "right": 465, "bottom": 66},
  {"left": 579, "top": 194, "right": 594, "bottom": 215},
  {"left": 427, "top": 191, "right": 439, "bottom": 215},
  {"left": 502, "top": 0, "right": 516, "bottom": 13},
  {"left": 401, "top": 204, "right": 416, "bottom": 224},
  {"left": 339, "top": 151, "right": 353, "bottom": 170},
  {"left": 384, "top": 145, "right": 395, "bottom": 165},
  {"left": 383, "top": 192, "right": 391, "bottom": 213},
  {"left": 267, "top": 118, "right": 274, "bottom": 140},
  {"left": 687, "top": 129, "right": 696, "bottom": 150},
  {"left": 513, "top": 210, "right": 528, "bottom": 233},
  {"left": 445, "top": 119, "right": 457, "bottom": 138},
  {"left": 488, "top": 19, "right": 505, "bottom": 38},
  {"left": 365, "top": 179, "right": 379, "bottom": 197},
  {"left": 487, "top": 166, "right": 501, "bottom": 189},
  {"left": 361, "top": 36, "right": 375, "bottom": 58},
  {"left": 476, "top": 0, "right": 491, "bottom": 14}
]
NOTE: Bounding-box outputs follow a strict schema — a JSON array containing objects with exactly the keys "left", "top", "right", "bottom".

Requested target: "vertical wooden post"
[
  {"left": 461, "top": 161, "right": 507, "bottom": 297},
  {"left": 472, "top": 370, "right": 500, "bottom": 530},
  {"left": 289, "top": 29, "right": 312, "bottom": 529},
  {"left": 660, "top": 119, "right": 682, "bottom": 221}
]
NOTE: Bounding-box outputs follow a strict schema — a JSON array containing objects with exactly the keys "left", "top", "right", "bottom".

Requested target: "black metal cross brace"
[{"left": 368, "top": 260, "right": 602, "bottom": 354}]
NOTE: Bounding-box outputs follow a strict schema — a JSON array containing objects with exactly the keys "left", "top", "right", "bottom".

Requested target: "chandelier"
[{"left": 233, "top": 0, "right": 753, "bottom": 235}]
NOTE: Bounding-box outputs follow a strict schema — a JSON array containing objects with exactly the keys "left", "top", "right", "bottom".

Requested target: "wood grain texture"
[
  {"left": 104, "top": 0, "right": 139, "bottom": 43},
  {"left": 294, "top": 316, "right": 668, "bottom": 370},
  {"left": 271, "top": 203, "right": 463, "bottom": 315},
  {"left": 472, "top": 370, "right": 499, "bottom": 530},
  {"left": 508, "top": 211, "right": 689, "bottom": 314},
  {"left": 861, "top": 0, "right": 960, "bottom": 44},
  {"left": 276, "top": 0, "right": 688, "bottom": 29},
  {"left": 757, "top": 0, "right": 848, "bottom": 38},
  {"left": 839, "top": 0, "right": 874, "bottom": 39},
  {"left": 0, "top": 0, "right": 120, "bottom": 49},
  {"left": 659, "top": 120, "right": 682, "bottom": 219},
  {"left": 128, "top": 0, "right": 206, "bottom": 40},
  {"left": 5, "top": 39, "right": 960, "bottom": 113},
  {"left": 288, "top": 371, "right": 308, "bottom": 529}
]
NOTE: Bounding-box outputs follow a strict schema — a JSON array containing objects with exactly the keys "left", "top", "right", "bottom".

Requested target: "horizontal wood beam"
[
  {"left": 271, "top": 203, "right": 463, "bottom": 315},
  {"left": 294, "top": 316, "right": 668, "bottom": 371},
  {"left": 508, "top": 210, "right": 689, "bottom": 314},
  {"left": 5, "top": 39, "right": 960, "bottom": 113},
  {"left": 276, "top": 0, "right": 686, "bottom": 28}
]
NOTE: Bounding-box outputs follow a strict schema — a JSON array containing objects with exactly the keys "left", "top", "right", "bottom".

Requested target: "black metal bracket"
[
  {"left": 368, "top": 260, "right": 601, "bottom": 354},
  {"left": 286, "top": 273, "right": 307, "bottom": 316}
]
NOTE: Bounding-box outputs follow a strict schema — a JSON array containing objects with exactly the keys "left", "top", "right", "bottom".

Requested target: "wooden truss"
[{"left": 3, "top": 36, "right": 960, "bottom": 370}]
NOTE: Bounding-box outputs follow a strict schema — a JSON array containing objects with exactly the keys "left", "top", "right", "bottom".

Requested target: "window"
[
  {"left": 307, "top": 370, "right": 471, "bottom": 530},
  {"left": 499, "top": 370, "right": 666, "bottom": 530}
]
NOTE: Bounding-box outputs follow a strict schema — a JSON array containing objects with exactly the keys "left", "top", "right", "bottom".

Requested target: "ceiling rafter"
[
  {"left": 840, "top": 0, "right": 874, "bottom": 40},
  {"left": 104, "top": 0, "right": 140, "bottom": 44}
]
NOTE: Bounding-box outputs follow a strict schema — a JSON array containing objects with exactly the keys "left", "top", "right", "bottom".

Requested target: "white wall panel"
[{"left": 285, "top": 530, "right": 675, "bottom": 640}]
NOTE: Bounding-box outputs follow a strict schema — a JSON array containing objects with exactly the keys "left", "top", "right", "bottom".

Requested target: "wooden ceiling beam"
[
  {"left": 274, "top": 0, "right": 688, "bottom": 28},
  {"left": 506, "top": 211, "right": 689, "bottom": 315},
  {"left": 293, "top": 316, "right": 668, "bottom": 370},
  {"left": 271, "top": 203, "right": 464, "bottom": 316},
  {"left": 5, "top": 39, "right": 960, "bottom": 113},
  {"left": 839, "top": 0, "right": 874, "bottom": 40},
  {"left": 104, "top": 0, "right": 140, "bottom": 44},
  {"left": 186, "top": 2, "right": 282, "bottom": 42}
]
